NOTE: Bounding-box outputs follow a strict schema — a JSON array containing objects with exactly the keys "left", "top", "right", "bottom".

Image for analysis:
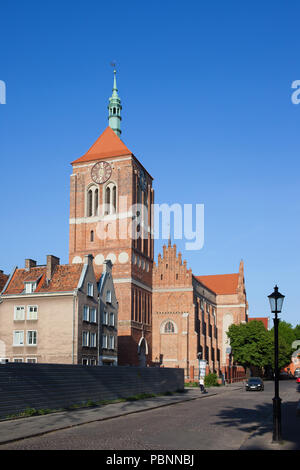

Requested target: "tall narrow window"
[
  {"left": 105, "top": 186, "right": 111, "bottom": 214},
  {"left": 27, "top": 306, "right": 38, "bottom": 321},
  {"left": 13, "top": 331, "right": 24, "bottom": 346},
  {"left": 94, "top": 189, "right": 98, "bottom": 216},
  {"left": 105, "top": 183, "right": 117, "bottom": 215},
  {"left": 82, "top": 331, "right": 89, "bottom": 347},
  {"left": 90, "top": 230, "right": 94, "bottom": 242},
  {"left": 112, "top": 186, "right": 116, "bottom": 212},
  {"left": 90, "top": 308, "right": 97, "bottom": 323},
  {"left": 106, "top": 290, "right": 112, "bottom": 303},
  {"left": 88, "top": 190, "right": 93, "bottom": 217},
  {"left": 14, "top": 306, "right": 25, "bottom": 321},
  {"left": 83, "top": 305, "right": 89, "bottom": 322},
  {"left": 27, "top": 331, "right": 37, "bottom": 346},
  {"left": 87, "top": 283, "right": 94, "bottom": 297},
  {"left": 86, "top": 185, "right": 99, "bottom": 217}
]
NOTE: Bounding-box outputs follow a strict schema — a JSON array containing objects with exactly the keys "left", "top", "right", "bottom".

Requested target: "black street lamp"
[{"left": 268, "top": 285, "right": 285, "bottom": 442}]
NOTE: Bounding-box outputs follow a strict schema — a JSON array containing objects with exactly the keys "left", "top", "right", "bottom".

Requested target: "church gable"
[{"left": 153, "top": 241, "right": 192, "bottom": 288}]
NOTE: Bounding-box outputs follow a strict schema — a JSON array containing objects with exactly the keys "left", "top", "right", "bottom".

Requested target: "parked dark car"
[
  {"left": 279, "top": 371, "right": 290, "bottom": 380},
  {"left": 245, "top": 377, "right": 264, "bottom": 391}
]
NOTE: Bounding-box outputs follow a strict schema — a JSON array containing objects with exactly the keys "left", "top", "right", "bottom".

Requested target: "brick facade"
[
  {"left": 153, "top": 242, "right": 248, "bottom": 377},
  {"left": 0, "top": 254, "right": 118, "bottom": 366},
  {"left": 69, "top": 127, "right": 154, "bottom": 366},
  {"left": 68, "top": 126, "right": 248, "bottom": 371}
]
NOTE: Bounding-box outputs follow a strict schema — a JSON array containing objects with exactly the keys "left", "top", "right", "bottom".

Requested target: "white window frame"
[
  {"left": 83, "top": 305, "right": 89, "bottom": 322},
  {"left": 90, "top": 307, "right": 97, "bottom": 323},
  {"left": 13, "top": 330, "right": 24, "bottom": 346},
  {"left": 27, "top": 305, "right": 38, "bottom": 321},
  {"left": 14, "top": 306, "right": 25, "bottom": 321},
  {"left": 82, "top": 331, "right": 89, "bottom": 347},
  {"left": 90, "top": 332, "right": 97, "bottom": 348},
  {"left": 26, "top": 358, "right": 37, "bottom": 363},
  {"left": 109, "top": 312, "right": 115, "bottom": 327},
  {"left": 102, "top": 310, "right": 108, "bottom": 325},
  {"left": 25, "top": 282, "right": 36, "bottom": 294},
  {"left": 13, "top": 358, "right": 24, "bottom": 363},
  {"left": 106, "top": 290, "right": 112, "bottom": 303},
  {"left": 102, "top": 334, "right": 108, "bottom": 349},
  {"left": 109, "top": 335, "right": 115, "bottom": 350},
  {"left": 82, "top": 358, "right": 89, "bottom": 365},
  {"left": 87, "top": 283, "right": 94, "bottom": 297},
  {"left": 27, "top": 330, "right": 37, "bottom": 346}
]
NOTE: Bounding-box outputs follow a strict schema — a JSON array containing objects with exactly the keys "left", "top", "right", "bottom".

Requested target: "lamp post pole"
[
  {"left": 268, "top": 285, "right": 285, "bottom": 443},
  {"left": 273, "top": 309, "right": 281, "bottom": 442}
]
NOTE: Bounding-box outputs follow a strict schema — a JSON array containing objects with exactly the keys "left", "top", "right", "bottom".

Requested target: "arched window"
[
  {"left": 164, "top": 321, "right": 175, "bottom": 334},
  {"left": 86, "top": 185, "right": 99, "bottom": 217},
  {"left": 104, "top": 182, "right": 117, "bottom": 215},
  {"left": 112, "top": 185, "right": 116, "bottom": 212},
  {"left": 87, "top": 189, "right": 93, "bottom": 217},
  {"left": 105, "top": 186, "right": 110, "bottom": 211},
  {"left": 90, "top": 230, "right": 94, "bottom": 242},
  {"left": 94, "top": 189, "right": 98, "bottom": 216}
]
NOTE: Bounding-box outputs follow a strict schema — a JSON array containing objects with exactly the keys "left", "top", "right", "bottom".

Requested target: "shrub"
[{"left": 204, "top": 373, "right": 219, "bottom": 387}]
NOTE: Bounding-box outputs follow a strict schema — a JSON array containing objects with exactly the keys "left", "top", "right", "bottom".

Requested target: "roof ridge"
[{"left": 71, "top": 126, "right": 132, "bottom": 165}]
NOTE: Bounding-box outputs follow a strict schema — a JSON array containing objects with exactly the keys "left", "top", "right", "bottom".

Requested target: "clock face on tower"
[{"left": 91, "top": 161, "right": 112, "bottom": 184}]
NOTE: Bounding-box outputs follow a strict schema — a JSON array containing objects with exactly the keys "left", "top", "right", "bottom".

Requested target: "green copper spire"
[{"left": 108, "top": 69, "right": 122, "bottom": 137}]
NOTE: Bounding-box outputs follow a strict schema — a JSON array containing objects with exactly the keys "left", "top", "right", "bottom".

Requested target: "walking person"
[{"left": 199, "top": 377, "right": 205, "bottom": 393}]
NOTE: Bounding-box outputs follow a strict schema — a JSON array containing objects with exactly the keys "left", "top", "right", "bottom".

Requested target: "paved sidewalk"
[
  {"left": 241, "top": 397, "right": 300, "bottom": 450},
  {"left": 0, "top": 384, "right": 242, "bottom": 446}
]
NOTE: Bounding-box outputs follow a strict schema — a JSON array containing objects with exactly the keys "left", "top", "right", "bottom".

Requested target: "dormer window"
[{"left": 25, "top": 282, "right": 37, "bottom": 294}]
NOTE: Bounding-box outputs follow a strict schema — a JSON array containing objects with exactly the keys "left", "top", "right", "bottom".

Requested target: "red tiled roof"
[
  {"left": 40, "top": 264, "right": 84, "bottom": 292},
  {"left": 4, "top": 267, "right": 46, "bottom": 295},
  {"left": 248, "top": 317, "right": 269, "bottom": 329},
  {"left": 0, "top": 272, "right": 9, "bottom": 292},
  {"left": 71, "top": 126, "right": 132, "bottom": 165},
  {"left": 195, "top": 273, "right": 239, "bottom": 295},
  {"left": 3, "top": 264, "right": 84, "bottom": 295}
]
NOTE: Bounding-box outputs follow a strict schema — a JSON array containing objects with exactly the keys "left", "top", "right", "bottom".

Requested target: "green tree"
[
  {"left": 270, "top": 321, "right": 295, "bottom": 351},
  {"left": 269, "top": 320, "right": 295, "bottom": 369},
  {"left": 227, "top": 321, "right": 273, "bottom": 372},
  {"left": 268, "top": 331, "right": 292, "bottom": 370},
  {"left": 292, "top": 324, "right": 300, "bottom": 345}
]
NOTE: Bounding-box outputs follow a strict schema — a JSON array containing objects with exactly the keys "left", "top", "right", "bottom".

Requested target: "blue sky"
[{"left": 0, "top": 1, "right": 299, "bottom": 326}]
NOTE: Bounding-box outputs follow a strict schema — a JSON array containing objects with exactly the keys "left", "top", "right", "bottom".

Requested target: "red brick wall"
[{"left": 69, "top": 154, "right": 154, "bottom": 366}]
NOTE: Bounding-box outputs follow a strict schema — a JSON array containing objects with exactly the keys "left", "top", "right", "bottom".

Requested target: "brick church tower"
[{"left": 69, "top": 70, "right": 154, "bottom": 365}]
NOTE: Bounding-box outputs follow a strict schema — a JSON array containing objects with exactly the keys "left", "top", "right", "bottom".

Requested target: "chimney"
[
  {"left": 84, "top": 254, "right": 94, "bottom": 266},
  {"left": 46, "top": 255, "right": 60, "bottom": 281},
  {"left": 103, "top": 259, "right": 113, "bottom": 275},
  {"left": 25, "top": 259, "right": 36, "bottom": 271}
]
